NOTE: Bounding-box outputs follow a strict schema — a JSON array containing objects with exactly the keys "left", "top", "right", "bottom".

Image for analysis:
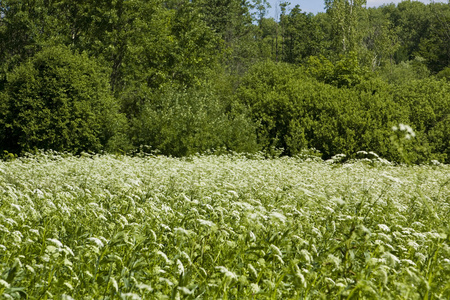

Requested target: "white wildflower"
[
  {"left": 294, "top": 264, "right": 306, "bottom": 287},
  {"left": 325, "top": 277, "right": 336, "bottom": 287},
  {"left": 156, "top": 251, "right": 171, "bottom": 265},
  {"left": 29, "top": 229, "right": 39, "bottom": 236},
  {"left": 12, "top": 231, "right": 23, "bottom": 243},
  {"left": 120, "top": 293, "right": 141, "bottom": 300},
  {"left": 269, "top": 211, "right": 286, "bottom": 224},
  {"left": 270, "top": 244, "right": 283, "bottom": 257},
  {"left": 197, "top": 219, "right": 216, "bottom": 228},
  {"left": 176, "top": 259, "right": 184, "bottom": 276},
  {"left": 407, "top": 240, "right": 420, "bottom": 250},
  {"left": 136, "top": 282, "right": 153, "bottom": 292},
  {"left": 274, "top": 254, "right": 284, "bottom": 265},
  {"left": 377, "top": 224, "right": 390, "bottom": 232},
  {"left": 174, "top": 227, "right": 190, "bottom": 236},
  {"left": 382, "top": 252, "right": 400, "bottom": 267},
  {"left": 111, "top": 277, "right": 119, "bottom": 292},
  {"left": 250, "top": 283, "right": 260, "bottom": 294},
  {"left": 0, "top": 279, "right": 10, "bottom": 288},
  {"left": 216, "top": 266, "right": 237, "bottom": 280},
  {"left": 300, "top": 249, "right": 312, "bottom": 263},
  {"left": 401, "top": 259, "right": 416, "bottom": 266},
  {"left": 178, "top": 287, "right": 194, "bottom": 295},
  {"left": 326, "top": 254, "right": 341, "bottom": 269},
  {"left": 10, "top": 204, "right": 21, "bottom": 212},
  {"left": 249, "top": 231, "right": 256, "bottom": 242},
  {"left": 248, "top": 263, "right": 258, "bottom": 278},
  {"left": 87, "top": 237, "right": 104, "bottom": 248}
]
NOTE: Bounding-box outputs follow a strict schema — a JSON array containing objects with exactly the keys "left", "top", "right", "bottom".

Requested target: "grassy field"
[{"left": 0, "top": 152, "right": 449, "bottom": 299}]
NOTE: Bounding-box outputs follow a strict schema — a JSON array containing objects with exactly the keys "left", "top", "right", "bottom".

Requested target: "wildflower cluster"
[{"left": 0, "top": 152, "right": 448, "bottom": 298}]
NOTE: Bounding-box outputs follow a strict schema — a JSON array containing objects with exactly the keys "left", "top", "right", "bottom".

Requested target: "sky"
[{"left": 268, "top": 0, "right": 448, "bottom": 18}]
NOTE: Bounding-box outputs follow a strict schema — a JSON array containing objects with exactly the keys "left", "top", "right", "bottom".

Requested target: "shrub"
[
  {"left": 0, "top": 46, "right": 129, "bottom": 154},
  {"left": 307, "top": 52, "right": 370, "bottom": 88},
  {"left": 130, "top": 82, "right": 260, "bottom": 156},
  {"left": 237, "top": 61, "right": 450, "bottom": 164},
  {"left": 237, "top": 61, "right": 405, "bottom": 160},
  {"left": 390, "top": 79, "right": 450, "bottom": 163}
]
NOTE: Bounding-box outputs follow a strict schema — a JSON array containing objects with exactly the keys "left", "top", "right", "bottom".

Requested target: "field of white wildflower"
[{"left": 0, "top": 152, "right": 449, "bottom": 299}]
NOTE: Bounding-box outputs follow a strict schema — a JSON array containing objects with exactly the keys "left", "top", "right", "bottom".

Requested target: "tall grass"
[{"left": 0, "top": 152, "right": 449, "bottom": 299}]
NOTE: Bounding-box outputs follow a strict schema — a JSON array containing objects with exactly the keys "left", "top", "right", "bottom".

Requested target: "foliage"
[
  {"left": 379, "top": 56, "right": 430, "bottom": 85},
  {"left": 238, "top": 61, "right": 401, "bottom": 161},
  {"left": 389, "top": 79, "right": 450, "bottom": 163},
  {"left": 0, "top": 46, "right": 129, "bottom": 154},
  {"left": 325, "top": 0, "right": 367, "bottom": 54},
  {"left": 0, "top": 153, "right": 449, "bottom": 298},
  {"left": 1, "top": 0, "right": 450, "bottom": 162},
  {"left": 307, "top": 52, "right": 370, "bottom": 88},
  {"left": 281, "top": 5, "right": 325, "bottom": 64},
  {"left": 130, "top": 82, "right": 260, "bottom": 157}
]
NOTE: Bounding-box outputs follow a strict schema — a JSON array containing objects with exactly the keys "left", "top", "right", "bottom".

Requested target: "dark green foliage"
[
  {"left": 281, "top": 5, "right": 324, "bottom": 64},
  {"left": 0, "top": 46, "right": 129, "bottom": 154},
  {"left": 0, "top": 0, "right": 449, "bottom": 163},
  {"left": 379, "top": 57, "right": 430, "bottom": 85},
  {"left": 238, "top": 61, "right": 390, "bottom": 157}
]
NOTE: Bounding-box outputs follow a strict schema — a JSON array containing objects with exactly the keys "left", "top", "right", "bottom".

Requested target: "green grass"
[{"left": 0, "top": 152, "right": 449, "bottom": 299}]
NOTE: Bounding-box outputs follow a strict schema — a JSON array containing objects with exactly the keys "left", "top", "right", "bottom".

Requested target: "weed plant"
[{"left": 0, "top": 152, "right": 449, "bottom": 299}]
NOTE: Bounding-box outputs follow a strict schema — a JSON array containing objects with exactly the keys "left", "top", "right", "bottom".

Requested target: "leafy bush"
[
  {"left": 307, "top": 52, "right": 370, "bottom": 88},
  {"left": 237, "top": 61, "right": 450, "bottom": 164},
  {"left": 130, "top": 82, "right": 260, "bottom": 156},
  {"left": 389, "top": 79, "right": 450, "bottom": 163},
  {"left": 237, "top": 61, "right": 404, "bottom": 160},
  {"left": 379, "top": 57, "right": 430, "bottom": 85},
  {"left": 0, "top": 46, "right": 129, "bottom": 154}
]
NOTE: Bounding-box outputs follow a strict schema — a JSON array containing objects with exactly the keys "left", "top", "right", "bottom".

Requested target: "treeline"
[{"left": 0, "top": 0, "right": 449, "bottom": 163}]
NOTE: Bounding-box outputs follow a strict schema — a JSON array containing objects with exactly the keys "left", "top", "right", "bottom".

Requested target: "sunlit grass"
[{"left": 0, "top": 152, "right": 449, "bottom": 299}]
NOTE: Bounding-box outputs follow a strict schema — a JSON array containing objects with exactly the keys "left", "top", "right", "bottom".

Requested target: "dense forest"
[{"left": 0, "top": 0, "right": 449, "bottom": 163}]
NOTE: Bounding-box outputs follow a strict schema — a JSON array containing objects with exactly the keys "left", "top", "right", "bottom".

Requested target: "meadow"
[{"left": 0, "top": 152, "right": 449, "bottom": 299}]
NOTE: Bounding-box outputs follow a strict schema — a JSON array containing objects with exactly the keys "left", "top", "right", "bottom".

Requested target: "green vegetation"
[
  {"left": 0, "top": 46, "right": 128, "bottom": 154},
  {"left": 0, "top": 0, "right": 449, "bottom": 163},
  {"left": 0, "top": 152, "right": 449, "bottom": 298},
  {"left": 0, "top": 2, "right": 448, "bottom": 298},
  {"left": 1, "top": 2, "right": 449, "bottom": 298}
]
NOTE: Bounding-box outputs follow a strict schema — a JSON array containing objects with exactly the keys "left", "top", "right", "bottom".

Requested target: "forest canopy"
[{"left": 0, "top": 0, "right": 449, "bottom": 163}]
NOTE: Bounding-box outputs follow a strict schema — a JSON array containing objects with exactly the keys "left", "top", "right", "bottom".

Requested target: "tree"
[
  {"left": 281, "top": 5, "right": 325, "bottom": 64},
  {"left": 388, "top": 1, "right": 430, "bottom": 63},
  {"left": 196, "top": 0, "right": 260, "bottom": 73},
  {"left": 418, "top": 2, "right": 450, "bottom": 73},
  {"left": 325, "top": 0, "right": 367, "bottom": 54},
  {"left": 362, "top": 6, "right": 399, "bottom": 71},
  {"left": 0, "top": 46, "right": 128, "bottom": 154}
]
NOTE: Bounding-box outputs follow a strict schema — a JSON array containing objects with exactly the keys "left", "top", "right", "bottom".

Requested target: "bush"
[
  {"left": 0, "top": 46, "right": 129, "bottom": 154},
  {"left": 307, "top": 52, "right": 370, "bottom": 88},
  {"left": 390, "top": 79, "right": 450, "bottom": 163},
  {"left": 379, "top": 57, "right": 430, "bottom": 85},
  {"left": 130, "top": 82, "right": 260, "bottom": 156},
  {"left": 237, "top": 61, "right": 450, "bottom": 164},
  {"left": 237, "top": 61, "right": 408, "bottom": 161}
]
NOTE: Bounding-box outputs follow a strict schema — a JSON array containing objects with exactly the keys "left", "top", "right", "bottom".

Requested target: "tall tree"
[
  {"left": 418, "top": 2, "right": 450, "bottom": 73},
  {"left": 281, "top": 5, "right": 325, "bottom": 64},
  {"left": 325, "top": 0, "right": 367, "bottom": 54},
  {"left": 362, "top": 6, "right": 399, "bottom": 71},
  {"left": 196, "top": 0, "right": 258, "bottom": 73}
]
